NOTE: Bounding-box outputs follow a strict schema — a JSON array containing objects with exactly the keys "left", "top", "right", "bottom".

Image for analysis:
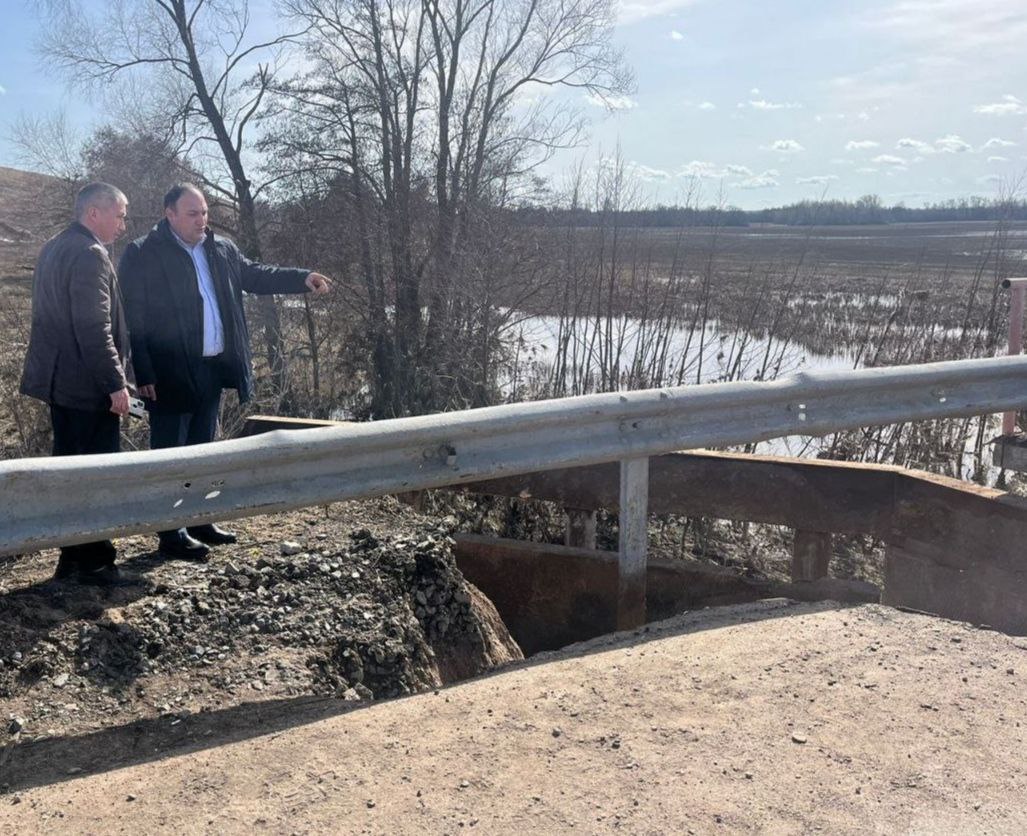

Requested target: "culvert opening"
[{"left": 451, "top": 533, "right": 881, "bottom": 656}]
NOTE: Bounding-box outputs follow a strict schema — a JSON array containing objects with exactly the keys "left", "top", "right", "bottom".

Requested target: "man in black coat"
[
  {"left": 119, "top": 183, "right": 331, "bottom": 560},
  {"left": 20, "top": 182, "right": 134, "bottom": 586}
]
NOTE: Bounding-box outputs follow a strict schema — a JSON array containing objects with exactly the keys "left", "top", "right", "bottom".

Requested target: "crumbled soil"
[{"left": 0, "top": 497, "right": 521, "bottom": 750}]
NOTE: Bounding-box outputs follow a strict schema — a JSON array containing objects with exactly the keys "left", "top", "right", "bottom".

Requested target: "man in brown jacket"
[{"left": 20, "top": 182, "right": 133, "bottom": 586}]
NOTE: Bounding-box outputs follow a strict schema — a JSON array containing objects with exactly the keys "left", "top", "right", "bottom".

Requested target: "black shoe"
[
  {"left": 187, "top": 524, "right": 238, "bottom": 546},
  {"left": 55, "top": 541, "right": 119, "bottom": 580},
  {"left": 158, "top": 530, "right": 210, "bottom": 562}
]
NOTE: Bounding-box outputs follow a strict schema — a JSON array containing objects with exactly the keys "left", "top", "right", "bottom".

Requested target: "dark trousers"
[
  {"left": 50, "top": 404, "right": 120, "bottom": 570},
  {"left": 149, "top": 358, "right": 224, "bottom": 539}
]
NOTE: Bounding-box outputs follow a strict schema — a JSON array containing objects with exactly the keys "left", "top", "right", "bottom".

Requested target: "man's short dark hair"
[
  {"left": 163, "top": 183, "right": 204, "bottom": 210},
  {"left": 74, "top": 182, "right": 126, "bottom": 221}
]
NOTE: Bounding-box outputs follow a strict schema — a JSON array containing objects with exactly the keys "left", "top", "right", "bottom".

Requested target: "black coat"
[
  {"left": 20, "top": 223, "right": 129, "bottom": 410},
  {"left": 118, "top": 219, "right": 310, "bottom": 412}
]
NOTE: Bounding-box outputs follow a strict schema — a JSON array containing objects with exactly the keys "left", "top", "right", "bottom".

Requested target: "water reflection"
[{"left": 502, "top": 311, "right": 852, "bottom": 393}]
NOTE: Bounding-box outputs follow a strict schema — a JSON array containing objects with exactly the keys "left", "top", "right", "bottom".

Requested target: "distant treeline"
[
  {"left": 749, "top": 195, "right": 1027, "bottom": 226},
  {"left": 514, "top": 195, "right": 1027, "bottom": 228}
]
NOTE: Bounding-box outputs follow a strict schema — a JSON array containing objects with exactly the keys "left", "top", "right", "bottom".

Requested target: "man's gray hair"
[{"left": 74, "top": 182, "right": 127, "bottom": 221}]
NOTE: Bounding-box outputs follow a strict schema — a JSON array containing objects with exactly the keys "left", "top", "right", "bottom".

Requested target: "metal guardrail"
[{"left": 4, "top": 355, "right": 1027, "bottom": 562}]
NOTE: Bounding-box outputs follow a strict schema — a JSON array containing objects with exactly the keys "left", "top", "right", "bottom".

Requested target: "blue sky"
[{"left": 1, "top": 0, "right": 1025, "bottom": 209}]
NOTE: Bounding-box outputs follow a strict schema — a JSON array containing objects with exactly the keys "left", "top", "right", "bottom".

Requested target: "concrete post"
[
  {"left": 617, "top": 457, "right": 650, "bottom": 630},
  {"left": 564, "top": 509, "right": 597, "bottom": 549},
  {"left": 791, "top": 529, "right": 832, "bottom": 581}
]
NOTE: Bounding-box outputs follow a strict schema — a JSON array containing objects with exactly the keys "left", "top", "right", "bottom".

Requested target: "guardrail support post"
[
  {"left": 791, "top": 529, "right": 832, "bottom": 582},
  {"left": 564, "top": 509, "right": 597, "bottom": 549},
  {"left": 1001, "top": 277, "right": 1027, "bottom": 435},
  {"left": 617, "top": 456, "right": 649, "bottom": 630}
]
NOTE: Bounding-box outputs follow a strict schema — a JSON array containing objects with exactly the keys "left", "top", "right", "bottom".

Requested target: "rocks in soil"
[
  {"left": 0, "top": 521, "right": 522, "bottom": 731},
  {"left": 310, "top": 528, "right": 520, "bottom": 698}
]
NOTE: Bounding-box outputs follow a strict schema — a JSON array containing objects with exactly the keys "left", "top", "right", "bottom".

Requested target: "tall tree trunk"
[{"left": 171, "top": 0, "right": 289, "bottom": 402}]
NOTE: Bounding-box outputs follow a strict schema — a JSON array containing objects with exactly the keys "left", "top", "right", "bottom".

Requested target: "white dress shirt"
[{"left": 172, "top": 230, "right": 225, "bottom": 357}]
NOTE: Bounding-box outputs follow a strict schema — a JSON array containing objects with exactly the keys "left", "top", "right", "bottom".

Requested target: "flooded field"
[
  {"left": 636, "top": 220, "right": 1027, "bottom": 276},
  {"left": 504, "top": 311, "right": 851, "bottom": 390}
]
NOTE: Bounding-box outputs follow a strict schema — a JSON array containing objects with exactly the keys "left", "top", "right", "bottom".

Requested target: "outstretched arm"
[{"left": 233, "top": 241, "right": 333, "bottom": 297}]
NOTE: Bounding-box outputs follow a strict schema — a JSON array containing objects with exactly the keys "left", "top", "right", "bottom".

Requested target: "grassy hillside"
[{"left": 0, "top": 165, "right": 70, "bottom": 285}]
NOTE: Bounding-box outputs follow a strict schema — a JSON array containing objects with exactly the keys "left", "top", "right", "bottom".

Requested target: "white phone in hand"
[{"left": 128, "top": 396, "right": 147, "bottom": 419}]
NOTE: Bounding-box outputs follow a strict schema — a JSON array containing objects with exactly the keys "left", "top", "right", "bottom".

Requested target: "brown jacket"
[{"left": 20, "top": 222, "right": 129, "bottom": 410}]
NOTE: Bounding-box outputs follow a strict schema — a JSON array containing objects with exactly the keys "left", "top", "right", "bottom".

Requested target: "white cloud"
[
  {"left": 796, "top": 175, "right": 839, "bottom": 185},
  {"left": 974, "top": 94, "right": 1027, "bottom": 116},
  {"left": 0, "top": 84, "right": 6, "bottom": 95},
  {"left": 872, "top": 154, "right": 907, "bottom": 166},
  {"left": 618, "top": 0, "right": 699, "bottom": 24},
  {"left": 935, "top": 134, "right": 972, "bottom": 153},
  {"left": 988, "top": 155, "right": 1010, "bottom": 163},
  {"left": 982, "top": 137, "right": 1017, "bottom": 148},
  {"left": 747, "top": 98, "right": 803, "bottom": 111},
  {"left": 765, "top": 139, "right": 805, "bottom": 153},
  {"left": 856, "top": 167, "right": 879, "bottom": 174},
  {"left": 697, "top": 101, "right": 716, "bottom": 111},
  {"left": 585, "top": 93, "right": 637, "bottom": 111},
  {"left": 738, "top": 172, "right": 779, "bottom": 189},
  {"left": 845, "top": 140, "right": 879, "bottom": 150},
  {"left": 895, "top": 135, "right": 971, "bottom": 155},
  {"left": 677, "top": 161, "right": 767, "bottom": 180},
  {"left": 670, "top": 30, "right": 684, "bottom": 40},
  {"left": 678, "top": 160, "right": 727, "bottom": 179},
  {"left": 629, "top": 163, "right": 672, "bottom": 181},
  {"left": 896, "top": 138, "right": 933, "bottom": 154},
  {"left": 830, "top": 158, "right": 855, "bottom": 166},
  {"left": 750, "top": 88, "right": 761, "bottom": 96}
]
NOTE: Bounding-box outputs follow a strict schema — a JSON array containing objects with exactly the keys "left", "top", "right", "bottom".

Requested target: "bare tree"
[
  {"left": 8, "top": 110, "right": 84, "bottom": 183},
  {"left": 36, "top": 0, "right": 308, "bottom": 400},
  {"left": 266, "top": 0, "right": 631, "bottom": 416},
  {"left": 82, "top": 127, "right": 197, "bottom": 242}
]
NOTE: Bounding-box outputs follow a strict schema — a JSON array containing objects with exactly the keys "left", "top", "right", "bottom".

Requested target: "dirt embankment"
[{"left": 0, "top": 498, "right": 521, "bottom": 755}]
